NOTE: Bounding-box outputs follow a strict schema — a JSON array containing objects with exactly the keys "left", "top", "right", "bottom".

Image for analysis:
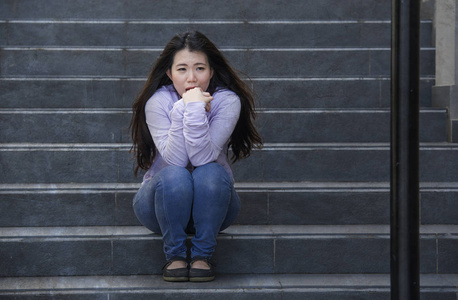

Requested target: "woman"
[{"left": 130, "top": 31, "right": 262, "bottom": 282}]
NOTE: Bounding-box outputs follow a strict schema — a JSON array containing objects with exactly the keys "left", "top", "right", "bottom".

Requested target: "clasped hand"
[{"left": 182, "top": 87, "right": 213, "bottom": 112}]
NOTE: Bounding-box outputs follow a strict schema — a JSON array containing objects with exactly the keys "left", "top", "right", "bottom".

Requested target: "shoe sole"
[
  {"left": 189, "top": 276, "right": 215, "bottom": 282},
  {"left": 163, "top": 276, "right": 189, "bottom": 282}
]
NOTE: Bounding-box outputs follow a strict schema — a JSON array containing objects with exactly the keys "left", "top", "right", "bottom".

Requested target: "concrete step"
[
  {"left": 0, "top": 225, "right": 456, "bottom": 277},
  {"left": 0, "top": 47, "right": 435, "bottom": 77},
  {"left": 0, "top": 274, "right": 456, "bottom": 300},
  {"left": 0, "top": 0, "right": 393, "bottom": 21},
  {"left": 1, "top": 20, "right": 433, "bottom": 48},
  {"left": 1, "top": 143, "right": 458, "bottom": 183},
  {"left": 1, "top": 182, "right": 457, "bottom": 227},
  {"left": 258, "top": 108, "right": 446, "bottom": 143},
  {"left": 0, "top": 77, "right": 435, "bottom": 109},
  {"left": 0, "top": 108, "right": 447, "bottom": 143}
]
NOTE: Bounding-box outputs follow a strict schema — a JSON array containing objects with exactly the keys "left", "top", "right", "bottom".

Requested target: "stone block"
[
  {"left": 0, "top": 193, "right": 116, "bottom": 227},
  {"left": 229, "top": 150, "right": 263, "bottom": 182},
  {"left": 0, "top": 240, "right": 112, "bottom": 276},
  {"left": 281, "top": 292, "right": 389, "bottom": 300},
  {"left": 261, "top": 148, "right": 390, "bottom": 182},
  {"left": 275, "top": 238, "right": 436, "bottom": 274},
  {"left": 453, "top": 120, "right": 458, "bottom": 142},
  {"left": 110, "top": 291, "right": 281, "bottom": 300},
  {"left": 420, "top": 149, "right": 458, "bottom": 181},
  {"left": 245, "top": 23, "right": 360, "bottom": 48},
  {"left": 0, "top": 79, "right": 123, "bottom": 108},
  {"left": 122, "top": 0, "right": 242, "bottom": 20},
  {"left": 268, "top": 192, "right": 389, "bottom": 225},
  {"left": 421, "top": 293, "right": 457, "bottom": 300},
  {"left": 116, "top": 192, "right": 142, "bottom": 226},
  {"left": 275, "top": 237, "right": 389, "bottom": 273},
  {"left": 0, "top": 0, "right": 14, "bottom": 19},
  {"left": 235, "top": 191, "right": 269, "bottom": 225},
  {"left": 7, "top": 23, "right": 125, "bottom": 47},
  {"left": 421, "top": 191, "right": 458, "bottom": 224},
  {"left": 240, "top": 0, "right": 390, "bottom": 21},
  {"left": 123, "top": 79, "right": 146, "bottom": 107},
  {"left": 360, "top": 22, "right": 433, "bottom": 48},
  {"left": 253, "top": 79, "right": 382, "bottom": 109},
  {"left": 125, "top": 23, "right": 245, "bottom": 48},
  {"left": 257, "top": 110, "right": 446, "bottom": 143},
  {"left": 2, "top": 112, "right": 131, "bottom": 143},
  {"left": 438, "top": 239, "right": 458, "bottom": 273},
  {"left": 112, "top": 238, "right": 164, "bottom": 275},
  {"left": 0, "top": 22, "right": 6, "bottom": 46},
  {"left": 247, "top": 50, "right": 371, "bottom": 77},
  {"left": 1, "top": 49, "right": 124, "bottom": 76},
  {"left": 1, "top": 295, "right": 107, "bottom": 300},
  {"left": 0, "top": 150, "right": 121, "bottom": 183},
  {"left": 279, "top": 292, "right": 453, "bottom": 300},
  {"left": 119, "top": 151, "right": 145, "bottom": 183},
  {"left": 9, "top": 0, "right": 125, "bottom": 19},
  {"left": 214, "top": 236, "right": 274, "bottom": 274}
]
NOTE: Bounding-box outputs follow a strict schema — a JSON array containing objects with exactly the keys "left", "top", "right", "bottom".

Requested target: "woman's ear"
[
  {"left": 210, "top": 68, "right": 214, "bottom": 79},
  {"left": 166, "top": 69, "right": 172, "bottom": 80}
]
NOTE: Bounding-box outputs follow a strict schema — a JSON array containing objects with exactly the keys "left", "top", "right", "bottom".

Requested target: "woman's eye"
[{"left": 178, "top": 68, "right": 186, "bottom": 71}]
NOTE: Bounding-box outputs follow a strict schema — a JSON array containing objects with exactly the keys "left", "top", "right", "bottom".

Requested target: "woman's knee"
[
  {"left": 132, "top": 166, "right": 193, "bottom": 233},
  {"left": 158, "top": 165, "right": 192, "bottom": 182},
  {"left": 157, "top": 166, "right": 194, "bottom": 195},
  {"left": 133, "top": 183, "right": 162, "bottom": 233},
  {"left": 192, "top": 163, "right": 230, "bottom": 187},
  {"left": 192, "top": 163, "right": 232, "bottom": 208}
]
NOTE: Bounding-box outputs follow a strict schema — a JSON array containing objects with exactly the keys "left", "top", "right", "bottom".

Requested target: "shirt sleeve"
[
  {"left": 145, "top": 92, "right": 189, "bottom": 167},
  {"left": 182, "top": 90, "right": 241, "bottom": 166}
]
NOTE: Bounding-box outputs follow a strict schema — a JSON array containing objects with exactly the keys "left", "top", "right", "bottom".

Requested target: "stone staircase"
[{"left": 1, "top": 0, "right": 458, "bottom": 299}]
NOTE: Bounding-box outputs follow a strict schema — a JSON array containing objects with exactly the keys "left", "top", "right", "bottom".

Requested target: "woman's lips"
[{"left": 185, "top": 86, "right": 198, "bottom": 91}]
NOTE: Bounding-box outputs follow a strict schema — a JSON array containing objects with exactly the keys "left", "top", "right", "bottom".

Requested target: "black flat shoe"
[
  {"left": 189, "top": 256, "right": 215, "bottom": 282},
  {"left": 162, "top": 256, "right": 188, "bottom": 282}
]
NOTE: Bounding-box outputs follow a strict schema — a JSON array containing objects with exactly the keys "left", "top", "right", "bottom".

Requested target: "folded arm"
[{"left": 183, "top": 90, "right": 241, "bottom": 166}]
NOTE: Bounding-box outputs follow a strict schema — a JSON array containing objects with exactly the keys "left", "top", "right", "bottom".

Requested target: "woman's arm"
[
  {"left": 182, "top": 90, "right": 241, "bottom": 166},
  {"left": 145, "top": 91, "right": 189, "bottom": 167}
]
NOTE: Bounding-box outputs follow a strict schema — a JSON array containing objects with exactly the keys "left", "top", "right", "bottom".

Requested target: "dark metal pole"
[{"left": 390, "top": 0, "right": 421, "bottom": 299}]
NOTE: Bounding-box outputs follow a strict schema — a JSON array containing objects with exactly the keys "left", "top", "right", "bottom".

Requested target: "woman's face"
[{"left": 166, "top": 48, "right": 214, "bottom": 97}]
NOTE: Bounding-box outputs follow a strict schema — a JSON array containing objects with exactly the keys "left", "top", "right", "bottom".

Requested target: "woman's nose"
[{"left": 187, "top": 71, "right": 196, "bottom": 82}]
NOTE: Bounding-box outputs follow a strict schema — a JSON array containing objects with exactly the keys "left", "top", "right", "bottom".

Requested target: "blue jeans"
[{"left": 133, "top": 163, "right": 240, "bottom": 261}]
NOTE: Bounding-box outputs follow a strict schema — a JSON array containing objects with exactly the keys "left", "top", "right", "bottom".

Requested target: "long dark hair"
[{"left": 130, "top": 31, "right": 262, "bottom": 175}]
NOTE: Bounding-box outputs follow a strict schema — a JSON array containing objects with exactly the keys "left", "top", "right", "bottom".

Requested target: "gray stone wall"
[{"left": 432, "top": 0, "right": 458, "bottom": 141}]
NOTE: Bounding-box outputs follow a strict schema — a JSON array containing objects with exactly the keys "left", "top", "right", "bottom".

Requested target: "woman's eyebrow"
[{"left": 176, "top": 62, "right": 207, "bottom": 66}]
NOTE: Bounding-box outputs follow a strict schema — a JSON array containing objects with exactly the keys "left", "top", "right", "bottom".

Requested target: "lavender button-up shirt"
[{"left": 142, "top": 84, "right": 241, "bottom": 184}]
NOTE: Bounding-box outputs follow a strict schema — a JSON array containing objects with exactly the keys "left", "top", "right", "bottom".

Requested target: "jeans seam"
[{"left": 159, "top": 174, "right": 185, "bottom": 257}]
